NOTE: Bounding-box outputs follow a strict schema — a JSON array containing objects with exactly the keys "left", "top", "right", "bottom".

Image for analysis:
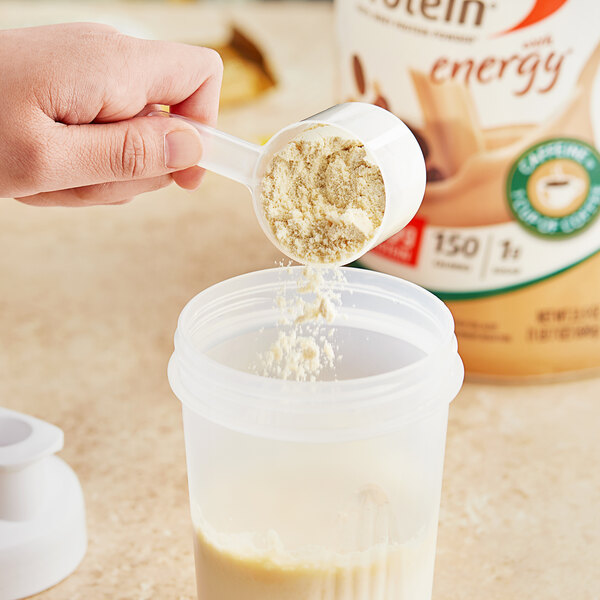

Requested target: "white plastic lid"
[{"left": 0, "top": 407, "right": 86, "bottom": 600}]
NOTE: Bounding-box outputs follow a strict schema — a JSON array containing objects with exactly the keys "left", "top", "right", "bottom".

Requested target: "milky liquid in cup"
[
  {"left": 192, "top": 436, "right": 438, "bottom": 600},
  {"left": 189, "top": 348, "right": 442, "bottom": 600},
  {"left": 191, "top": 471, "right": 439, "bottom": 600},
  {"left": 336, "top": 0, "right": 600, "bottom": 379}
]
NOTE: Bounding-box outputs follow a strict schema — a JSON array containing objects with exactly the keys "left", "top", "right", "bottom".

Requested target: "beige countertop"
[{"left": 0, "top": 3, "right": 598, "bottom": 599}]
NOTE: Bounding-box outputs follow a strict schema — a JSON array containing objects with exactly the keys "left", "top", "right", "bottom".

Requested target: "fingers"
[
  {"left": 16, "top": 174, "right": 172, "bottom": 207},
  {"left": 147, "top": 44, "right": 223, "bottom": 126},
  {"left": 130, "top": 105, "right": 215, "bottom": 190},
  {"left": 94, "top": 41, "right": 223, "bottom": 124},
  {"left": 135, "top": 104, "right": 163, "bottom": 118},
  {"left": 169, "top": 50, "right": 223, "bottom": 127},
  {"left": 172, "top": 166, "right": 206, "bottom": 190},
  {"left": 34, "top": 115, "right": 203, "bottom": 192},
  {"left": 9, "top": 30, "right": 224, "bottom": 197}
]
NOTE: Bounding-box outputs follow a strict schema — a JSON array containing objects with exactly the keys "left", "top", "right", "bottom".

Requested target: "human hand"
[{"left": 0, "top": 22, "right": 223, "bottom": 206}]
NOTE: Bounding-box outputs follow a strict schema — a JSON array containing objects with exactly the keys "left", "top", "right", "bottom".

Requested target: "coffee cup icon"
[{"left": 536, "top": 172, "right": 586, "bottom": 212}]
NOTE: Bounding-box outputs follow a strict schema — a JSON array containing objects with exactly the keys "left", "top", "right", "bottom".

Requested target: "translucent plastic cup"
[{"left": 168, "top": 267, "right": 463, "bottom": 600}]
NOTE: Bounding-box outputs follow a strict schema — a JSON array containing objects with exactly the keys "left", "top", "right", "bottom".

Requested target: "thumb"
[{"left": 54, "top": 115, "right": 203, "bottom": 188}]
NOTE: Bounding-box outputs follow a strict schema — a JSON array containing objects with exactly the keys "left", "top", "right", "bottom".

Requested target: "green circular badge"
[{"left": 507, "top": 138, "right": 600, "bottom": 237}]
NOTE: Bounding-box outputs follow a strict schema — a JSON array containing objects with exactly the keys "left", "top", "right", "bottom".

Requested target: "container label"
[
  {"left": 370, "top": 216, "right": 600, "bottom": 299},
  {"left": 338, "top": 0, "right": 600, "bottom": 296},
  {"left": 337, "top": 0, "right": 600, "bottom": 375}
]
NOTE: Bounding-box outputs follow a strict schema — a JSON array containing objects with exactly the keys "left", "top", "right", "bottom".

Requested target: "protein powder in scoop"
[
  {"left": 161, "top": 103, "right": 425, "bottom": 266},
  {"left": 260, "top": 135, "right": 386, "bottom": 265}
]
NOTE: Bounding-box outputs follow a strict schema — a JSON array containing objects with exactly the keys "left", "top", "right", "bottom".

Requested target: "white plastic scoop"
[{"left": 159, "top": 102, "right": 426, "bottom": 265}]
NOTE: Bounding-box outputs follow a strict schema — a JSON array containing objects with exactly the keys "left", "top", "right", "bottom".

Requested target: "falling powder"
[
  {"left": 257, "top": 132, "right": 386, "bottom": 380},
  {"left": 258, "top": 266, "right": 345, "bottom": 382}
]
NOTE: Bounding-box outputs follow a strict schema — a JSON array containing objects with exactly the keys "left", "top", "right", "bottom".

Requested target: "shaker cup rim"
[{"left": 168, "top": 267, "right": 464, "bottom": 442}]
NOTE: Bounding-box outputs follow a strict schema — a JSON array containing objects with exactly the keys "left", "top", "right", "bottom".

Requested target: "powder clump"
[
  {"left": 258, "top": 267, "right": 344, "bottom": 382},
  {"left": 261, "top": 136, "right": 386, "bottom": 264}
]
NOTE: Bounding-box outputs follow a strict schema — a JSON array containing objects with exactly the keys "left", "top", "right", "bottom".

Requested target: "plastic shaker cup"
[
  {"left": 168, "top": 267, "right": 464, "bottom": 600},
  {"left": 160, "top": 102, "right": 426, "bottom": 265}
]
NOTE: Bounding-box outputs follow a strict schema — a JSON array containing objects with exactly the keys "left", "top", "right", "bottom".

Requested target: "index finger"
[
  {"left": 168, "top": 47, "right": 223, "bottom": 127},
  {"left": 95, "top": 38, "right": 223, "bottom": 125}
]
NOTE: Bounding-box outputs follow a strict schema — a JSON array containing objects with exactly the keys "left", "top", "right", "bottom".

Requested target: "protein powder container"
[{"left": 336, "top": 0, "right": 600, "bottom": 380}]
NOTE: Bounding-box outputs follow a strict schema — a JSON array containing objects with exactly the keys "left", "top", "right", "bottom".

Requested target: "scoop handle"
[{"left": 152, "top": 111, "right": 262, "bottom": 188}]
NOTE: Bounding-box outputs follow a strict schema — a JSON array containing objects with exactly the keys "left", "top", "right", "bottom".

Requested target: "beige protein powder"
[
  {"left": 258, "top": 266, "right": 343, "bottom": 382},
  {"left": 260, "top": 135, "right": 386, "bottom": 265}
]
